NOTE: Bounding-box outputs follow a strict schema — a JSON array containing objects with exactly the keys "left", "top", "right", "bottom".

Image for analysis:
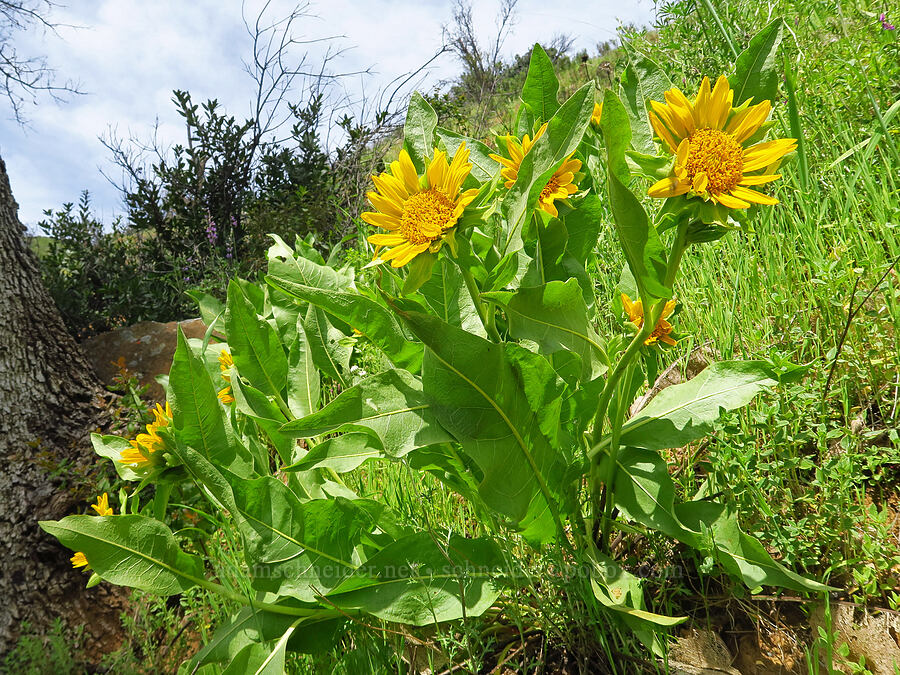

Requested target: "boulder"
[{"left": 80, "top": 318, "right": 209, "bottom": 401}]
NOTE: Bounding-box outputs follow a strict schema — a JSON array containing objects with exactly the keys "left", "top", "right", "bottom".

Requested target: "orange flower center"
[
  {"left": 685, "top": 129, "right": 744, "bottom": 194},
  {"left": 540, "top": 176, "right": 562, "bottom": 201},
  {"left": 400, "top": 189, "right": 455, "bottom": 245}
]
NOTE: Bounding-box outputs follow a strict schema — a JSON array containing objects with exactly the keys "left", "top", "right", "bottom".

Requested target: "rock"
[
  {"left": 810, "top": 603, "right": 900, "bottom": 675},
  {"left": 668, "top": 628, "right": 740, "bottom": 674},
  {"left": 80, "top": 318, "right": 209, "bottom": 401}
]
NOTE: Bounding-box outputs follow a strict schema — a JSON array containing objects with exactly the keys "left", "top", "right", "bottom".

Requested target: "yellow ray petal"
[
  {"left": 426, "top": 149, "right": 448, "bottom": 189},
  {"left": 367, "top": 191, "right": 403, "bottom": 217},
  {"left": 727, "top": 100, "right": 772, "bottom": 144},
  {"left": 709, "top": 75, "right": 732, "bottom": 130},
  {"left": 649, "top": 111, "right": 679, "bottom": 152},
  {"left": 648, "top": 176, "right": 690, "bottom": 198},
  {"left": 361, "top": 211, "right": 401, "bottom": 230},
  {"left": 737, "top": 173, "right": 781, "bottom": 186},
  {"left": 372, "top": 173, "right": 408, "bottom": 204},
  {"left": 714, "top": 192, "right": 750, "bottom": 209},
  {"left": 396, "top": 150, "right": 421, "bottom": 194},
  {"left": 730, "top": 186, "right": 779, "bottom": 205},
  {"left": 742, "top": 138, "right": 797, "bottom": 171},
  {"left": 664, "top": 88, "right": 696, "bottom": 135},
  {"left": 367, "top": 233, "right": 407, "bottom": 246},
  {"left": 694, "top": 77, "right": 712, "bottom": 128}
]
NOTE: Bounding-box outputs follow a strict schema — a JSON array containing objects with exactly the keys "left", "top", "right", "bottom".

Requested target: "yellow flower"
[
  {"left": 590, "top": 101, "right": 603, "bottom": 127},
  {"left": 647, "top": 75, "right": 797, "bottom": 209},
  {"left": 120, "top": 401, "right": 171, "bottom": 467},
  {"left": 362, "top": 145, "right": 479, "bottom": 268},
  {"left": 621, "top": 293, "right": 678, "bottom": 346},
  {"left": 489, "top": 122, "right": 581, "bottom": 217},
  {"left": 217, "top": 387, "right": 235, "bottom": 405},
  {"left": 91, "top": 493, "right": 114, "bottom": 516},
  {"left": 218, "top": 349, "right": 233, "bottom": 383},
  {"left": 71, "top": 552, "right": 89, "bottom": 570}
]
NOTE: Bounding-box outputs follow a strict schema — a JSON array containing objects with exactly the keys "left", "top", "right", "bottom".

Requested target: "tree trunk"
[{"left": 0, "top": 155, "right": 125, "bottom": 657}]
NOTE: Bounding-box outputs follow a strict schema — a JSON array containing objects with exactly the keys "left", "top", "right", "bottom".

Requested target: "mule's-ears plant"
[{"left": 41, "top": 22, "right": 830, "bottom": 669}]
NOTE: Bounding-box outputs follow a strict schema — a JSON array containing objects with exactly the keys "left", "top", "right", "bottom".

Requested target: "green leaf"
[
  {"left": 328, "top": 533, "right": 503, "bottom": 625},
  {"left": 502, "top": 82, "right": 594, "bottom": 254},
  {"left": 267, "top": 234, "right": 353, "bottom": 293},
  {"left": 619, "top": 54, "right": 671, "bottom": 155},
  {"left": 267, "top": 273, "right": 423, "bottom": 372},
  {"left": 617, "top": 361, "right": 779, "bottom": 451},
  {"left": 435, "top": 127, "right": 497, "bottom": 182},
  {"left": 187, "top": 290, "right": 225, "bottom": 328},
  {"left": 91, "top": 434, "right": 142, "bottom": 481},
  {"left": 600, "top": 89, "right": 669, "bottom": 302},
  {"left": 729, "top": 18, "right": 785, "bottom": 106},
  {"left": 280, "top": 369, "right": 451, "bottom": 457},
  {"left": 418, "top": 257, "right": 485, "bottom": 337},
  {"left": 521, "top": 44, "right": 560, "bottom": 123},
  {"left": 287, "top": 322, "right": 319, "bottom": 419},
  {"left": 233, "top": 477, "right": 374, "bottom": 601},
  {"left": 225, "top": 280, "right": 288, "bottom": 400},
  {"left": 563, "top": 193, "right": 605, "bottom": 264},
  {"left": 484, "top": 279, "right": 606, "bottom": 381},
  {"left": 402, "top": 251, "right": 437, "bottom": 296},
  {"left": 39, "top": 515, "right": 205, "bottom": 595},
  {"left": 398, "top": 310, "right": 568, "bottom": 545},
  {"left": 676, "top": 501, "right": 832, "bottom": 593},
  {"left": 170, "top": 329, "right": 249, "bottom": 474},
  {"left": 403, "top": 92, "right": 438, "bottom": 172},
  {"left": 303, "top": 305, "right": 351, "bottom": 388},
  {"left": 230, "top": 376, "right": 294, "bottom": 462},
  {"left": 285, "top": 432, "right": 384, "bottom": 474}
]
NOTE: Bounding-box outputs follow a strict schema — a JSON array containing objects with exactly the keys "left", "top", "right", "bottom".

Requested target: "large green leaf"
[
  {"left": 729, "top": 18, "right": 784, "bottom": 106},
  {"left": 285, "top": 432, "right": 384, "bottom": 474},
  {"left": 91, "top": 434, "right": 142, "bottom": 481},
  {"left": 600, "top": 89, "right": 669, "bottom": 302},
  {"left": 39, "top": 515, "right": 205, "bottom": 595},
  {"left": 233, "top": 477, "right": 373, "bottom": 601},
  {"left": 287, "top": 322, "right": 319, "bottom": 419},
  {"left": 328, "top": 533, "right": 503, "bottom": 625},
  {"left": 615, "top": 361, "right": 779, "bottom": 452},
  {"left": 398, "top": 310, "right": 568, "bottom": 545},
  {"left": 230, "top": 376, "right": 294, "bottom": 462},
  {"left": 264, "top": 276, "right": 423, "bottom": 372},
  {"left": 303, "top": 305, "right": 351, "bottom": 388},
  {"left": 170, "top": 329, "right": 250, "bottom": 475},
  {"left": 225, "top": 280, "right": 288, "bottom": 400},
  {"left": 435, "top": 127, "right": 497, "bottom": 183},
  {"left": 280, "top": 369, "right": 451, "bottom": 456},
  {"left": 619, "top": 53, "right": 672, "bottom": 155},
  {"left": 418, "top": 257, "right": 485, "bottom": 337},
  {"left": 563, "top": 192, "right": 605, "bottom": 264},
  {"left": 266, "top": 234, "right": 353, "bottom": 293},
  {"left": 502, "top": 82, "right": 594, "bottom": 254},
  {"left": 484, "top": 279, "right": 606, "bottom": 380},
  {"left": 521, "top": 43, "right": 559, "bottom": 123},
  {"left": 403, "top": 91, "right": 438, "bottom": 172}
]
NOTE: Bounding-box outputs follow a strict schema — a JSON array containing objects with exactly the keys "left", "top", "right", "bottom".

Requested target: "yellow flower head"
[
  {"left": 120, "top": 401, "right": 172, "bottom": 468},
  {"left": 489, "top": 122, "right": 581, "bottom": 217},
  {"left": 71, "top": 551, "right": 89, "bottom": 570},
  {"left": 647, "top": 75, "right": 797, "bottom": 209},
  {"left": 362, "top": 145, "right": 479, "bottom": 268},
  {"left": 218, "top": 349, "right": 234, "bottom": 382},
  {"left": 217, "top": 386, "right": 235, "bottom": 405},
  {"left": 91, "top": 493, "right": 114, "bottom": 516},
  {"left": 590, "top": 101, "right": 603, "bottom": 128},
  {"left": 621, "top": 293, "right": 678, "bottom": 346}
]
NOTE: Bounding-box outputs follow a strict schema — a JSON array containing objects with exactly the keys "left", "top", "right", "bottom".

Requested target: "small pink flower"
[{"left": 880, "top": 13, "right": 896, "bottom": 30}]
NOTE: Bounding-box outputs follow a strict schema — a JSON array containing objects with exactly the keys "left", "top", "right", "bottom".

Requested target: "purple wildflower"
[{"left": 881, "top": 13, "right": 896, "bottom": 30}]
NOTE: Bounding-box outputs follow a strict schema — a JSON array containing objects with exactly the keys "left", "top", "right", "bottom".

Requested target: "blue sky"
[{"left": 0, "top": 0, "right": 656, "bottom": 229}]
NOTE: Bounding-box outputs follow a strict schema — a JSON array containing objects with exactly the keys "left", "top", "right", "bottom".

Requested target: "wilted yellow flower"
[
  {"left": 71, "top": 552, "right": 89, "bottom": 570},
  {"left": 590, "top": 101, "right": 603, "bottom": 127},
  {"left": 647, "top": 75, "right": 796, "bottom": 209},
  {"left": 490, "top": 122, "right": 581, "bottom": 217},
  {"left": 217, "top": 387, "right": 235, "bottom": 405},
  {"left": 120, "top": 401, "right": 171, "bottom": 467},
  {"left": 362, "top": 145, "right": 479, "bottom": 268},
  {"left": 621, "top": 293, "right": 677, "bottom": 346},
  {"left": 91, "top": 493, "right": 114, "bottom": 517}
]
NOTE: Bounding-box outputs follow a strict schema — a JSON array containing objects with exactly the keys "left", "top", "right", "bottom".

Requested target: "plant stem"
[
  {"left": 461, "top": 266, "right": 502, "bottom": 342},
  {"left": 599, "top": 364, "right": 635, "bottom": 552}
]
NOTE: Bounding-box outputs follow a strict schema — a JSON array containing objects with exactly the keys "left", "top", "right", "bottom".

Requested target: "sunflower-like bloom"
[
  {"left": 217, "top": 387, "right": 235, "bottom": 405},
  {"left": 622, "top": 293, "right": 677, "bottom": 346},
  {"left": 362, "top": 145, "right": 479, "bottom": 268},
  {"left": 91, "top": 493, "right": 114, "bottom": 516},
  {"left": 120, "top": 401, "right": 171, "bottom": 467},
  {"left": 71, "top": 552, "right": 89, "bottom": 569},
  {"left": 590, "top": 101, "right": 603, "bottom": 127},
  {"left": 647, "top": 75, "right": 797, "bottom": 209},
  {"left": 217, "top": 349, "right": 234, "bottom": 404},
  {"left": 489, "top": 122, "right": 581, "bottom": 218}
]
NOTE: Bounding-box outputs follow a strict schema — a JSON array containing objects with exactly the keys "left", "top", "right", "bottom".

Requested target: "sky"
[{"left": 0, "top": 0, "right": 657, "bottom": 229}]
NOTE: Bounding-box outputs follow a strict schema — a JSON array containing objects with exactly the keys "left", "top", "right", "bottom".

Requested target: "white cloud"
[{"left": 0, "top": 0, "right": 655, "bottom": 227}]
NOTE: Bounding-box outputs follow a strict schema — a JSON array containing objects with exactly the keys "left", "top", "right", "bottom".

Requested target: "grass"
[{"left": 10, "top": 0, "right": 899, "bottom": 672}]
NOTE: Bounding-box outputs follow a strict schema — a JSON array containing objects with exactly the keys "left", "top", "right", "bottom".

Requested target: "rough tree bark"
[{"left": 0, "top": 154, "right": 125, "bottom": 656}]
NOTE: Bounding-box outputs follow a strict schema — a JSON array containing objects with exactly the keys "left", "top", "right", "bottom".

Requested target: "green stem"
[
  {"left": 599, "top": 364, "right": 635, "bottom": 552},
  {"left": 192, "top": 576, "right": 340, "bottom": 618},
  {"left": 461, "top": 267, "right": 502, "bottom": 342}
]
